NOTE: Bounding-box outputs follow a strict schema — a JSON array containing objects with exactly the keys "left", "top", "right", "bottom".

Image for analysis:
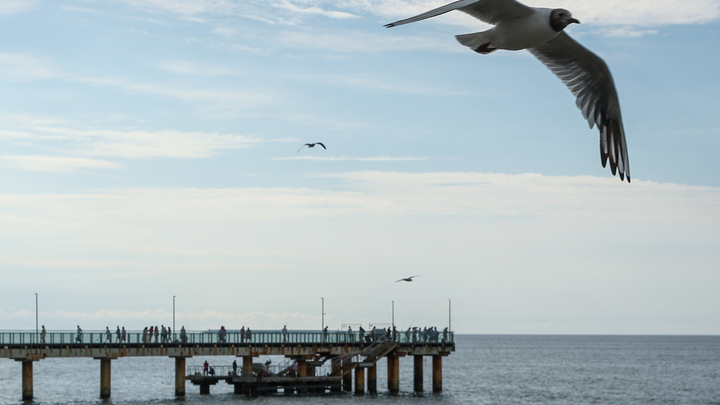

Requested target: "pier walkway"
[{"left": 1, "top": 328, "right": 454, "bottom": 400}]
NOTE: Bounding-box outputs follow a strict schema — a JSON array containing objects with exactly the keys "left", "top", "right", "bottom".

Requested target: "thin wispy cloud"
[
  {"left": 0, "top": 124, "right": 262, "bottom": 159},
  {"left": 273, "top": 0, "right": 359, "bottom": 19},
  {"left": 291, "top": 72, "right": 469, "bottom": 96},
  {"left": 0, "top": 0, "right": 37, "bottom": 16},
  {"left": 0, "top": 53, "right": 59, "bottom": 82},
  {"left": 274, "top": 156, "right": 435, "bottom": 161},
  {"left": 152, "top": 60, "right": 242, "bottom": 76},
  {"left": 0, "top": 156, "right": 121, "bottom": 173}
]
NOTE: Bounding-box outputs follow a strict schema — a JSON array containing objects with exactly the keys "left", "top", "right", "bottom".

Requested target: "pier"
[{"left": 1, "top": 328, "right": 454, "bottom": 400}]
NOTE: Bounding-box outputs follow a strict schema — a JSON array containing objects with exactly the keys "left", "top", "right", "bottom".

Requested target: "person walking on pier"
[
  {"left": 323, "top": 326, "right": 328, "bottom": 342},
  {"left": 246, "top": 328, "right": 252, "bottom": 342},
  {"left": 218, "top": 326, "right": 227, "bottom": 343},
  {"left": 180, "top": 326, "right": 187, "bottom": 343},
  {"left": 203, "top": 360, "right": 209, "bottom": 375},
  {"left": 105, "top": 327, "right": 112, "bottom": 343},
  {"left": 347, "top": 326, "right": 353, "bottom": 342},
  {"left": 282, "top": 325, "right": 288, "bottom": 342},
  {"left": 359, "top": 326, "right": 365, "bottom": 343},
  {"left": 154, "top": 325, "right": 159, "bottom": 343},
  {"left": 232, "top": 360, "right": 238, "bottom": 375},
  {"left": 115, "top": 326, "right": 121, "bottom": 343},
  {"left": 121, "top": 326, "right": 126, "bottom": 343},
  {"left": 41, "top": 325, "right": 46, "bottom": 344},
  {"left": 75, "top": 325, "right": 83, "bottom": 343}
]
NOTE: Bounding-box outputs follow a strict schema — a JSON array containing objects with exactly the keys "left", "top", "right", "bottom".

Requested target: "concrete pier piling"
[
  {"left": 342, "top": 370, "right": 352, "bottom": 392},
  {"left": 367, "top": 363, "right": 377, "bottom": 394},
  {"left": 354, "top": 367, "right": 365, "bottom": 395},
  {"left": 387, "top": 355, "right": 399, "bottom": 394},
  {"left": 414, "top": 355, "right": 424, "bottom": 392},
  {"left": 174, "top": 357, "right": 186, "bottom": 397},
  {"left": 21, "top": 360, "right": 33, "bottom": 401},
  {"left": 432, "top": 355, "right": 442, "bottom": 392},
  {"left": 99, "top": 358, "right": 111, "bottom": 399}
]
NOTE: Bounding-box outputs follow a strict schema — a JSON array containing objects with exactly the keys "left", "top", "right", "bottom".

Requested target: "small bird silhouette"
[
  {"left": 297, "top": 142, "right": 326, "bottom": 153},
  {"left": 396, "top": 275, "right": 420, "bottom": 282}
]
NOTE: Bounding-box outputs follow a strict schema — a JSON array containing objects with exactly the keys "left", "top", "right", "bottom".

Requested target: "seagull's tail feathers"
[
  {"left": 384, "top": 0, "right": 478, "bottom": 27},
  {"left": 456, "top": 31, "right": 495, "bottom": 53}
]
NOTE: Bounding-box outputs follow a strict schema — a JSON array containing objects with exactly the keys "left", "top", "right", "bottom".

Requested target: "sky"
[{"left": 0, "top": 0, "right": 719, "bottom": 335}]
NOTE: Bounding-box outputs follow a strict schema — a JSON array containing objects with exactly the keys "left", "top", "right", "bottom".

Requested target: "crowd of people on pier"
[{"left": 63, "top": 324, "right": 448, "bottom": 345}]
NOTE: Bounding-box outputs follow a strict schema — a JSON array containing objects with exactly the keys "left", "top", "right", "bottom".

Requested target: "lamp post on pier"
[
  {"left": 321, "top": 297, "right": 325, "bottom": 331},
  {"left": 448, "top": 298, "right": 451, "bottom": 332},
  {"left": 35, "top": 293, "right": 38, "bottom": 345},
  {"left": 391, "top": 300, "right": 395, "bottom": 329},
  {"left": 173, "top": 296, "right": 176, "bottom": 341}
]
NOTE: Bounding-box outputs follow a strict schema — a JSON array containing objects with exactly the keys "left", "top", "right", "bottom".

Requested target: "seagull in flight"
[
  {"left": 385, "top": 0, "right": 630, "bottom": 182},
  {"left": 297, "top": 142, "right": 327, "bottom": 153},
  {"left": 396, "top": 275, "right": 420, "bottom": 282}
]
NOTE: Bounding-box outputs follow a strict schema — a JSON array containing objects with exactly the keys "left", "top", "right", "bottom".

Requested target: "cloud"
[
  {"left": 0, "top": 53, "right": 59, "bottom": 82},
  {"left": 338, "top": 0, "right": 720, "bottom": 27},
  {"left": 1, "top": 172, "right": 719, "bottom": 333},
  {"left": 0, "top": 124, "right": 261, "bottom": 159},
  {"left": 0, "top": 0, "right": 37, "bottom": 16},
  {"left": 273, "top": 156, "right": 434, "bottom": 161},
  {"left": 152, "top": 60, "right": 242, "bottom": 76},
  {"left": 273, "top": 0, "right": 359, "bottom": 19},
  {"left": 0, "top": 156, "right": 121, "bottom": 173},
  {"left": 117, "top": 0, "right": 238, "bottom": 16},
  {"left": 595, "top": 27, "right": 660, "bottom": 38}
]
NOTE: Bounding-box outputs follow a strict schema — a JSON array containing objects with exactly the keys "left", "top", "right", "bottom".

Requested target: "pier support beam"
[
  {"left": 432, "top": 355, "right": 442, "bottom": 393},
  {"left": 387, "top": 355, "right": 399, "bottom": 394},
  {"left": 367, "top": 363, "right": 377, "bottom": 394},
  {"left": 174, "top": 357, "right": 186, "bottom": 397},
  {"left": 100, "top": 358, "right": 112, "bottom": 399},
  {"left": 354, "top": 367, "right": 365, "bottom": 395},
  {"left": 21, "top": 360, "right": 33, "bottom": 401},
  {"left": 414, "top": 355, "right": 424, "bottom": 392}
]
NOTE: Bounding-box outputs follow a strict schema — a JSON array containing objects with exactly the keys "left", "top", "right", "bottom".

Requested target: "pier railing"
[{"left": 0, "top": 329, "right": 453, "bottom": 346}]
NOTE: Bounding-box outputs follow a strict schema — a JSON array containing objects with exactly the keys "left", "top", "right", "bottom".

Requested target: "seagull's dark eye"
[{"left": 558, "top": 12, "right": 565, "bottom": 17}]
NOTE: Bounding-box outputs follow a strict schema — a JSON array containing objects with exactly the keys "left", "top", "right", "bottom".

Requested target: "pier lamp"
[
  {"left": 391, "top": 300, "right": 394, "bottom": 329},
  {"left": 321, "top": 297, "right": 325, "bottom": 331},
  {"left": 173, "top": 296, "right": 176, "bottom": 340},
  {"left": 448, "top": 298, "right": 451, "bottom": 332},
  {"left": 35, "top": 293, "right": 38, "bottom": 345}
]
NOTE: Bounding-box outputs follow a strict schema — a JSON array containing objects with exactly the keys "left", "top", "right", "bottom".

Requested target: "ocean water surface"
[{"left": 1, "top": 335, "right": 718, "bottom": 404}]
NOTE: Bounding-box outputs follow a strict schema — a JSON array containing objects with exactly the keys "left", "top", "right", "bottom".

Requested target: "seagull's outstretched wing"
[
  {"left": 297, "top": 144, "right": 310, "bottom": 153},
  {"left": 529, "top": 32, "right": 630, "bottom": 182},
  {"left": 316, "top": 142, "right": 326, "bottom": 150},
  {"left": 385, "top": 0, "right": 533, "bottom": 28}
]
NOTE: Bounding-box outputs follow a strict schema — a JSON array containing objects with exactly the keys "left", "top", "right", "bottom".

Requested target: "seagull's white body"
[
  {"left": 386, "top": 0, "right": 630, "bottom": 182},
  {"left": 486, "top": 8, "right": 555, "bottom": 50}
]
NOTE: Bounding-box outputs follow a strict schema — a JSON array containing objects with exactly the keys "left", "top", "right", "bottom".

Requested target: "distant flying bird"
[
  {"left": 396, "top": 275, "right": 420, "bottom": 282},
  {"left": 297, "top": 142, "right": 327, "bottom": 153},
  {"left": 385, "top": 0, "right": 630, "bottom": 182}
]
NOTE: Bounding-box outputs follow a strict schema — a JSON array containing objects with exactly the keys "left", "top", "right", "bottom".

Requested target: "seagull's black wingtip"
[{"left": 384, "top": 23, "right": 395, "bottom": 28}]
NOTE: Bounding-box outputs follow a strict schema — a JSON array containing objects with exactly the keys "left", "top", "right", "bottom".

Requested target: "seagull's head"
[{"left": 550, "top": 9, "right": 580, "bottom": 32}]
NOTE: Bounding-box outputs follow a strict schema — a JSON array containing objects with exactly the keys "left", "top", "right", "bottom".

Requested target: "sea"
[{"left": 1, "top": 335, "right": 719, "bottom": 405}]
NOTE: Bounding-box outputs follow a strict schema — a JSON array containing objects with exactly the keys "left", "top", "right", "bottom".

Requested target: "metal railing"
[{"left": 0, "top": 329, "right": 453, "bottom": 346}]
